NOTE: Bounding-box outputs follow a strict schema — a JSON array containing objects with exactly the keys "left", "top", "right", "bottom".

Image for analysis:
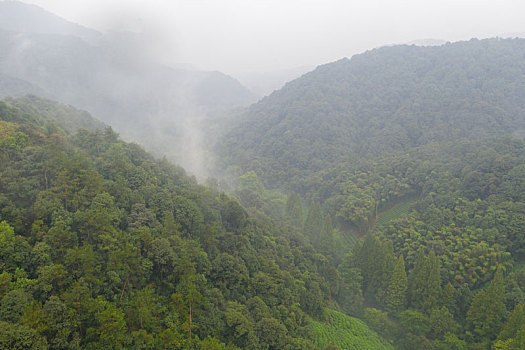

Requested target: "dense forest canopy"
[
  {"left": 213, "top": 38, "right": 525, "bottom": 349},
  {"left": 2, "top": 14, "right": 525, "bottom": 347},
  {"left": 219, "top": 38, "right": 525, "bottom": 189},
  {"left": 1, "top": 98, "right": 366, "bottom": 349}
]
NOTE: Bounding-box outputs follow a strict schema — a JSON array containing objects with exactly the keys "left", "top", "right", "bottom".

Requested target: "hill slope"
[
  {"left": 214, "top": 38, "right": 525, "bottom": 349},
  {"left": 3, "top": 94, "right": 106, "bottom": 133},
  {"left": 219, "top": 38, "right": 525, "bottom": 187},
  {"left": 0, "top": 97, "right": 347, "bottom": 349}
]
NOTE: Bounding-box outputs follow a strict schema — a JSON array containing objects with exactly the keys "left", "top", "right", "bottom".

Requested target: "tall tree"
[
  {"left": 318, "top": 214, "right": 335, "bottom": 256},
  {"left": 409, "top": 249, "right": 441, "bottom": 313},
  {"left": 385, "top": 255, "right": 407, "bottom": 315},
  {"left": 355, "top": 235, "right": 395, "bottom": 305},
  {"left": 466, "top": 267, "right": 507, "bottom": 342},
  {"left": 303, "top": 201, "right": 323, "bottom": 244},
  {"left": 408, "top": 248, "right": 426, "bottom": 307},
  {"left": 493, "top": 302, "right": 525, "bottom": 349},
  {"left": 285, "top": 193, "right": 303, "bottom": 227},
  {"left": 422, "top": 250, "right": 442, "bottom": 313}
]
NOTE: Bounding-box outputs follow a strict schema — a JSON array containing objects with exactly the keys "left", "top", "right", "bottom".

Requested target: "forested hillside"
[
  {"left": 3, "top": 10, "right": 525, "bottom": 346},
  {"left": 220, "top": 38, "right": 525, "bottom": 188},
  {"left": 0, "top": 98, "right": 395, "bottom": 349},
  {"left": 215, "top": 38, "right": 525, "bottom": 349}
]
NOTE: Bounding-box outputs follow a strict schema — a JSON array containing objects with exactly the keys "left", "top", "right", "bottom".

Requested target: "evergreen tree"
[
  {"left": 303, "top": 201, "right": 323, "bottom": 244},
  {"left": 441, "top": 282, "right": 455, "bottom": 309},
  {"left": 467, "top": 267, "right": 507, "bottom": 341},
  {"left": 285, "top": 193, "right": 303, "bottom": 227},
  {"left": 408, "top": 247, "right": 426, "bottom": 307},
  {"left": 385, "top": 255, "right": 407, "bottom": 315},
  {"left": 453, "top": 283, "right": 473, "bottom": 324},
  {"left": 318, "top": 214, "right": 334, "bottom": 256},
  {"left": 422, "top": 250, "right": 442, "bottom": 313},
  {"left": 355, "top": 234, "right": 395, "bottom": 305},
  {"left": 494, "top": 302, "right": 525, "bottom": 349},
  {"left": 409, "top": 249, "right": 441, "bottom": 313},
  {"left": 429, "top": 306, "right": 458, "bottom": 339}
]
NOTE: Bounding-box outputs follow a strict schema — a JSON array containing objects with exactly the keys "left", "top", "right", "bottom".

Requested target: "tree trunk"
[{"left": 119, "top": 274, "right": 130, "bottom": 303}]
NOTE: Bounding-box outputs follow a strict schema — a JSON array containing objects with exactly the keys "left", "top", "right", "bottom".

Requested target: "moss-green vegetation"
[
  {"left": 335, "top": 230, "right": 359, "bottom": 250},
  {"left": 0, "top": 99, "right": 334, "bottom": 349},
  {"left": 5, "top": 37, "right": 525, "bottom": 350},
  {"left": 311, "top": 309, "right": 393, "bottom": 350},
  {"left": 375, "top": 197, "right": 417, "bottom": 228},
  {"left": 216, "top": 39, "right": 525, "bottom": 349}
]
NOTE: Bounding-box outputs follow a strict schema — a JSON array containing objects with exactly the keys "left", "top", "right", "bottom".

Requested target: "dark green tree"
[
  {"left": 285, "top": 193, "right": 303, "bottom": 227},
  {"left": 409, "top": 249, "right": 441, "bottom": 313},
  {"left": 318, "top": 214, "right": 335, "bottom": 256},
  {"left": 385, "top": 255, "right": 407, "bottom": 315},
  {"left": 493, "top": 302, "right": 525, "bottom": 349},
  {"left": 303, "top": 201, "right": 323, "bottom": 244},
  {"left": 466, "top": 267, "right": 507, "bottom": 341}
]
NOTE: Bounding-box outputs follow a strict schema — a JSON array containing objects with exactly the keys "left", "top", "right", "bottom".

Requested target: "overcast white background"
[{"left": 21, "top": 0, "right": 525, "bottom": 77}]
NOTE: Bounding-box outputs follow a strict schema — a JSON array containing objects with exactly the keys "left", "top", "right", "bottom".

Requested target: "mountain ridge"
[
  {"left": 219, "top": 38, "right": 525, "bottom": 188},
  {"left": 0, "top": 1, "right": 257, "bottom": 177}
]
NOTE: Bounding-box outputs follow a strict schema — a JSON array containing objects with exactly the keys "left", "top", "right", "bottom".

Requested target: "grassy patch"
[
  {"left": 337, "top": 230, "right": 358, "bottom": 248},
  {"left": 375, "top": 198, "right": 418, "bottom": 228},
  {"left": 311, "top": 309, "right": 393, "bottom": 350}
]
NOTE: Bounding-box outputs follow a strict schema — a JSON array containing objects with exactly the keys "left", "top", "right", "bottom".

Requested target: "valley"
[{"left": 1, "top": 1, "right": 525, "bottom": 349}]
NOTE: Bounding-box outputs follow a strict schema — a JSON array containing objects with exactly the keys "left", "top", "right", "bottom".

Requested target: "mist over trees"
[
  {"left": 2, "top": 1, "right": 525, "bottom": 349},
  {"left": 216, "top": 37, "right": 525, "bottom": 348},
  {"left": 0, "top": 1, "right": 256, "bottom": 179}
]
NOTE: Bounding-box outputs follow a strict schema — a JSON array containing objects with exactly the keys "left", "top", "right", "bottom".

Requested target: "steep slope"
[
  {"left": 0, "top": 97, "right": 365, "bottom": 349},
  {"left": 219, "top": 38, "right": 525, "bottom": 187},
  {"left": 214, "top": 38, "right": 525, "bottom": 349},
  {"left": 3, "top": 95, "right": 106, "bottom": 133}
]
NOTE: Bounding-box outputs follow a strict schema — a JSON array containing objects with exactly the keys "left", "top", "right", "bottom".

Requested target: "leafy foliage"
[
  {"left": 215, "top": 38, "right": 525, "bottom": 349},
  {"left": 220, "top": 38, "right": 525, "bottom": 189},
  {"left": 0, "top": 99, "right": 337, "bottom": 349},
  {"left": 311, "top": 309, "right": 393, "bottom": 350}
]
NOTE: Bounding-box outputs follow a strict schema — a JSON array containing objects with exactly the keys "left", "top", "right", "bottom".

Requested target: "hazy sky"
[{"left": 21, "top": 0, "right": 525, "bottom": 76}]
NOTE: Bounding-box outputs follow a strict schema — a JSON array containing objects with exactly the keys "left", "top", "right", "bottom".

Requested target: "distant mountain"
[
  {"left": 0, "top": 1, "right": 256, "bottom": 176},
  {"left": 0, "top": 72, "right": 46, "bottom": 97},
  {"left": 219, "top": 38, "right": 525, "bottom": 187},
  {"left": 237, "top": 65, "right": 315, "bottom": 97},
  {"left": 0, "top": 0, "right": 101, "bottom": 43}
]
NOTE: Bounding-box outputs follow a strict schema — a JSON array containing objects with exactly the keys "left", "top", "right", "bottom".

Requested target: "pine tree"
[
  {"left": 285, "top": 193, "right": 303, "bottom": 227},
  {"left": 385, "top": 255, "right": 408, "bottom": 315},
  {"left": 429, "top": 306, "right": 458, "bottom": 339},
  {"left": 409, "top": 249, "right": 441, "bottom": 314},
  {"left": 442, "top": 282, "right": 455, "bottom": 308},
  {"left": 422, "top": 250, "right": 441, "bottom": 313},
  {"left": 318, "top": 214, "right": 334, "bottom": 256},
  {"left": 408, "top": 247, "right": 426, "bottom": 307},
  {"left": 374, "top": 240, "right": 396, "bottom": 306},
  {"left": 467, "top": 267, "right": 507, "bottom": 341},
  {"left": 495, "top": 302, "right": 525, "bottom": 348},
  {"left": 355, "top": 234, "right": 396, "bottom": 304},
  {"left": 303, "top": 201, "right": 323, "bottom": 244}
]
